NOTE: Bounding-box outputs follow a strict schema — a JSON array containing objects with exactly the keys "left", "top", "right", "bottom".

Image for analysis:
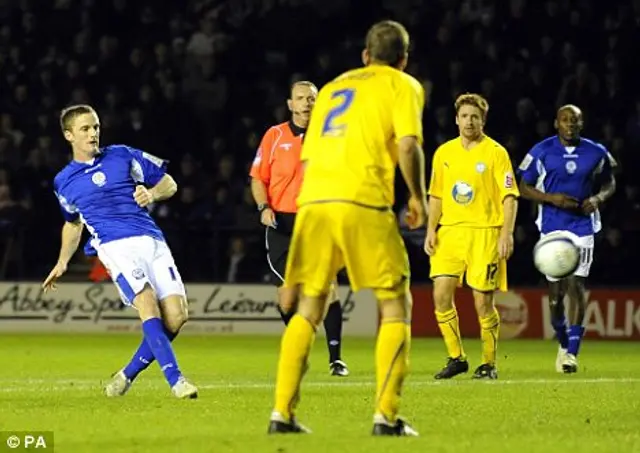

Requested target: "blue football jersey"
[
  {"left": 517, "top": 136, "right": 616, "bottom": 236},
  {"left": 54, "top": 144, "right": 168, "bottom": 249}
]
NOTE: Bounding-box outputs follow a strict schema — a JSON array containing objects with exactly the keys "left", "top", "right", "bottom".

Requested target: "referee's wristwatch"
[{"left": 257, "top": 203, "right": 270, "bottom": 213}]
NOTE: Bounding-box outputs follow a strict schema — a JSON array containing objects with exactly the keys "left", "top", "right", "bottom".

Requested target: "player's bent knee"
[
  {"left": 472, "top": 290, "right": 494, "bottom": 318},
  {"left": 277, "top": 285, "right": 299, "bottom": 314},
  {"left": 297, "top": 293, "right": 328, "bottom": 327},
  {"left": 160, "top": 295, "right": 189, "bottom": 334},
  {"left": 378, "top": 298, "right": 408, "bottom": 323},
  {"left": 133, "top": 284, "right": 161, "bottom": 321}
]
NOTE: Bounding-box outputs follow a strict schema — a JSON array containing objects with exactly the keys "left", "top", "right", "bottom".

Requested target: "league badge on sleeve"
[
  {"left": 518, "top": 154, "right": 533, "bottom": 171},
  {"left": 504, "top": 172, "right": 514, "bottom": 189},
  {"left": 142, "top": 152, "right": 165, "bottom": 167}
]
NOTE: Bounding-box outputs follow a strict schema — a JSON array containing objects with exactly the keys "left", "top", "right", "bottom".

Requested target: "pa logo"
[{"left": 132, "top": 268, "right": 145, "bottom": 280}]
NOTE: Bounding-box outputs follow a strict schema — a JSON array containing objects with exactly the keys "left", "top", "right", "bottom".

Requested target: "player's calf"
[{"left": 134, "top": 287, "right": 195, "bottom": 394}]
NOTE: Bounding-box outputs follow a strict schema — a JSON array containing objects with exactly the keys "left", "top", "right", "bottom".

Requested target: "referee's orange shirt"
[{"left": 249, "top": 121, "right": 305, "bottom": 213}]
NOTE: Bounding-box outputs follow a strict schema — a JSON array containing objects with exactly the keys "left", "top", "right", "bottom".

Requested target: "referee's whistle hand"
[{"left": 261, "top": 208, "right": 277, "bottom": 228}]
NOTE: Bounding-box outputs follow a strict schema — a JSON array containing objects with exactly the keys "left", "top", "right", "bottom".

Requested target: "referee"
[{"left": 249, "top": 80, "right": 349, "bottom": 376}]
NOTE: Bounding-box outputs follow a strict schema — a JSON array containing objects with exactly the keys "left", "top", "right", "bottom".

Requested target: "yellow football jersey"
[
  {"left": 297, "top": 64, "right": 425, "bottom": 208},
  {"left": 428, "top": 135, "right": 519, "bottom": 227}
]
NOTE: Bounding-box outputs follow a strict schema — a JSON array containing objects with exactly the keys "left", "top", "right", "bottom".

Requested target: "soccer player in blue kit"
[
  {"left": 42, "top": 104, "right": 198, "bottom": 398},
  {"left": 517, "top": 105, "right": 617, "bottom": 373}
]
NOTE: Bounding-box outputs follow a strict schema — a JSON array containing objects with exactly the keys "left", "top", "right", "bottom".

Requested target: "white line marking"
[{"left": 0, "top": 377, "right": 638, "bottom": 393}]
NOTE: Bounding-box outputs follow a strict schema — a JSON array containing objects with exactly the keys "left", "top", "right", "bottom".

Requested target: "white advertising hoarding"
[{"left": 0, "top": 283, "right": 378, "bottom": 336}]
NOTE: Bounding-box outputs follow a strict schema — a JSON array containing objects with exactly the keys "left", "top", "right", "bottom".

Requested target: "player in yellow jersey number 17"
[{"left": 426, "top": 93, "right": 519, "bottom": 380}]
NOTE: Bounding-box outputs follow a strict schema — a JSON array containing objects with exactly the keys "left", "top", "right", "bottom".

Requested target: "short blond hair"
[
  {"left": 290, "top": 80, "right": 317, "bottom": 97},
  {"left": 59, "top": 104, "right": 96, "bottom": 133},
  {"left": 365, "top": 20, "right": 409, "bottom": 66},
  {"left": 455, "top": 93, "right": 489, "bottom": 120}
]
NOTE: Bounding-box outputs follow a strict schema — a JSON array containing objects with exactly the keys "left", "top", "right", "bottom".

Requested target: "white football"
[{"left": 533, "top": 232, "right": 580, "bottom": 279}]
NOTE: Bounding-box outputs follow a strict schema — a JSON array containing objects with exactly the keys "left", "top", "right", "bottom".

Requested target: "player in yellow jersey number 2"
[
  {"left": 426, "top": 94, "right": 519, "bottom": 380},
  {"left": 267, "top": 20, "right": 426, "bottom": 437}
]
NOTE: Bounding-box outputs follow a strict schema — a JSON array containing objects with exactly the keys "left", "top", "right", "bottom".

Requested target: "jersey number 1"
[{"left": 321, "top": 88, "right": 355, "bottom": 136}]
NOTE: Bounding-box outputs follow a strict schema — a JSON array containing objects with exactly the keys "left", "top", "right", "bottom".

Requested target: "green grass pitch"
[{"left": 1, "top": 334, "right": 639, "bottom": 452}]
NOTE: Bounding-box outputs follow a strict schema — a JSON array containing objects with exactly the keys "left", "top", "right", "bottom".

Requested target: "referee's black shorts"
[{"left": 265, "top": 212, "right": 296, "bottom": 286}]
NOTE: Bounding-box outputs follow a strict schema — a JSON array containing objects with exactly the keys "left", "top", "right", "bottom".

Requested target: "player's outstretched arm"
[
  {"left": 43, "top": 220, "right": 84, "bottom": 292},
  {"left": 398, "top": 136, "right": 427, "bottom": 229}
]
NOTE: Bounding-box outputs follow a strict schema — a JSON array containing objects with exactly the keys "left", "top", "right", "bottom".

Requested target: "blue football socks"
[
  {"left": 552, "top": 315, "right": 569, "bottom": 349},
  {"left": 134, "top": 317, "right": 182, "bottom": 387},
  {"left": 123, "top": 325, "right": 178, "bottom": 382},
  {"left": 567, "top": 325, "right": 585, "bottom": 356}
]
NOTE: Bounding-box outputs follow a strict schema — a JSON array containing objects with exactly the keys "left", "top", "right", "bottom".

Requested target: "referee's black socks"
[
  {"left": 278, "top": 299, "right": 343, "bottom": 363},
  {"left": 323, "top": 300, "right": 343, "bottom": 363}
]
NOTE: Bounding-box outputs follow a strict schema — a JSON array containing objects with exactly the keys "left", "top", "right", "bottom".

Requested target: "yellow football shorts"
[
  {"left": 429, "top": 225, "right": 507, "bottom": 292},
  {"left": 284, "top": 202, "right": 410, "bottom": 300}
]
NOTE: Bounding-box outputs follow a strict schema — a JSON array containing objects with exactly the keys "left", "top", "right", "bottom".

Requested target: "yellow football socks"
[
  {"left": 274, "top": 314, "right": 316, "bottom": 420},
  {"left": 435, "top": 307, "right": 465, "bottom": 359},
  {"left": 375, "top": 321, "right": 408, "bottom": 421},
  {"left": 479, "top": 308, "right": 500, "bottom": 365}
]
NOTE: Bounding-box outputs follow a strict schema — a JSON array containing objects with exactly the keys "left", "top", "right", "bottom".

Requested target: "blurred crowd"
[{"left": 0, "top": 0, "right": 637, "bottom": 285}]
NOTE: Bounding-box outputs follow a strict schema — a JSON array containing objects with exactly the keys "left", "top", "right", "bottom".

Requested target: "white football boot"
[
  {"left": 104, "top": 370, "right": 132, "bottom": 397},
  {"left": 555, "top": 347, "right": 568, "bottom": 373},
  {"left": 171, "top": 376, "right": 198, "bottom": 399},
  {"left": 562, "top": 353, "right": 578, "bottom": 374}
]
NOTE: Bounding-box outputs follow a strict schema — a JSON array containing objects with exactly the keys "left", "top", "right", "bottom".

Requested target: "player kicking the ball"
[
  {"left": 426, "top": 93, "right": 519, "bottom": 380},
  {"left": 517, "top": 105, "right": 617, "bottom": 373},
  {"left": 42, "top": 104, "right": 197, "bottom": 399}
]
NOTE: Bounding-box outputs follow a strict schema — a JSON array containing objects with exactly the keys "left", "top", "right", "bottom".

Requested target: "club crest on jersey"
[
  {"left": 452, "top": 181, "right": 474, "bottom": 205},
  {"left": 565, "top": 160, "right": 577, "bottom": 174},
  {"left": 132, "top": 268, "right": 145, "bottom": 280},
  {"left": 476, "top": 162, "right": 486, "bottom": 173},
  {"left": 91, "top": 171, "right": 107, "bottom": 187}
]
